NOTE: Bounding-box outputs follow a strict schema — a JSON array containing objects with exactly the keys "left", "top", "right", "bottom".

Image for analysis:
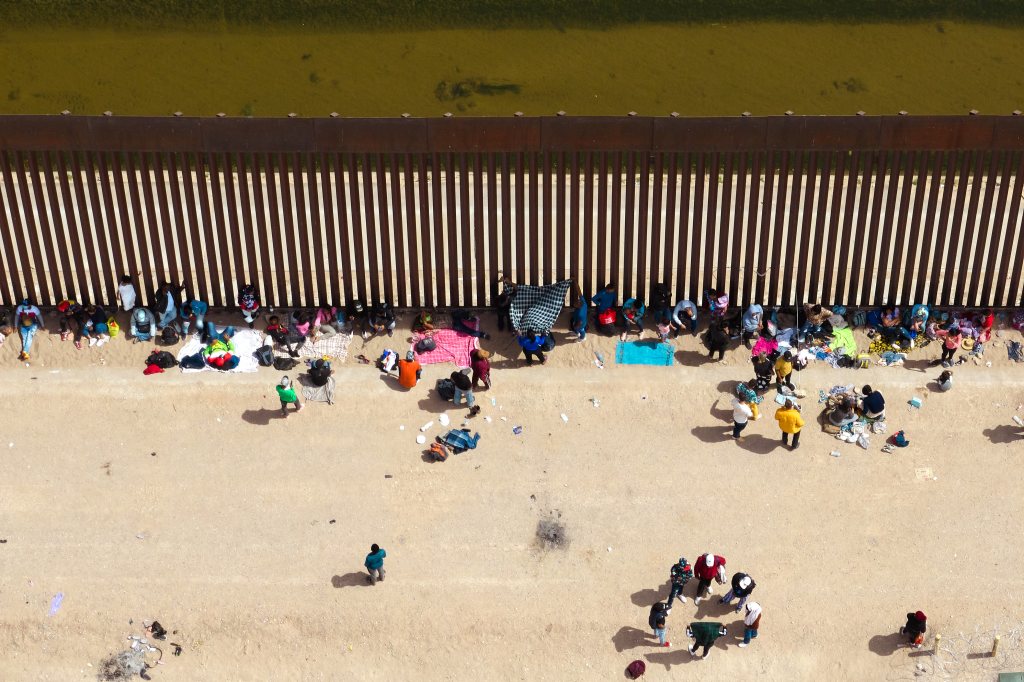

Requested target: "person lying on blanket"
[{"left": 453, "top": 310, "right": 490, "bottom": 340}]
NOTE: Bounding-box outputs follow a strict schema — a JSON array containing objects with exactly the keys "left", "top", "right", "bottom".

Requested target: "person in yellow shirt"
[
  {"left": 775, "top": 399, "right": 805, "bottom": 450},
  {"left": 774, "top": 351, "right": 795, "bottom": 391}
]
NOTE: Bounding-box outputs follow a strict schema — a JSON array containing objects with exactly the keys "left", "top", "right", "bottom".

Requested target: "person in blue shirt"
[
  {"left": 365, "top": 543, "right": 387, "bottom": 585},
  {"left": 518, "top": 330, "right": 547, "bottom": 365},
  {"left": 570, "top": 287, "right": 588, "bottom": 341},
  {"left": 590, "top": 282, "right": 617, "bottom": 316},
  {"left": 181, "top": 299, "right": 209, "bottom": 340},
  {"left": 620, "top": 298, "right": 645, "bottom": 341},
  {"left": 740, "top": 304, "right": 763, "bottom": 349}
]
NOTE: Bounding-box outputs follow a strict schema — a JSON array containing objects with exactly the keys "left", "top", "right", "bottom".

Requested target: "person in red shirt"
[
  {"left": 396, "top": 351, "right": 422, "bottom": 389},
  {"left": 693, "top": 552, "right": 727, "bottom": 604}
]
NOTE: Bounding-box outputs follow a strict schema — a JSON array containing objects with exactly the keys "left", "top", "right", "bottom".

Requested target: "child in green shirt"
[{"left": 276, "top": 376, "right": 304, "bottom": 416}]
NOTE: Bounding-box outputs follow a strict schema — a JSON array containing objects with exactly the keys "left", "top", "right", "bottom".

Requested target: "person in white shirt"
[
  {"left": 671, "top": 300, "right": 698, "bottom": 337},
  {"left": 117, "top": 274, "right": 137, "bottom": 312},
  {"left": 731, "top": 397, "right": 753, "bottom": 439}
]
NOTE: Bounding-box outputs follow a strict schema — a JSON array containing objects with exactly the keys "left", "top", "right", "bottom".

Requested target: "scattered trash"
[
  {"left": 908, "top": 397, "right": 923, "bottom": 408},
  {"left": 500, "top": 416, "right": 508, "bottom": 422},
  {"left": 560, "top": 413, "right": 569, "bottom": 423},
  {"left": 384, "top": 475, "right": 393, "bottom": 479},
  {"left": 419, "top": 421, "right": 433, "bottom": 432},
  {"left": 1012, "top": 415, "right": 1024, "bottom": 427},
  {"left": 986, "top": 361, "right": 993, "bottom": 367},
  {"left": 438, "top": 413, "right": 450, "bottom": 427},
  {"left": 830, "top": 450, "right": 841, "bottom": 457},
  {"left": 512, "top": 426, "right": 523, "bottom": 435},
  {"left": 415, "top": 434, "right": 426, "bottom": 445},
  {"left": 399, "top": 425, "right": 405, "bottom": 431},
  {"left": 590, "top": 397, "right": 600, "bottom": 408},
  {"left": 594, "top": 352, "right": 605, "bottom": 369},
  {"left": 48, "top": 592, "right": 64, "bottom": 617},
  {"left": 484, "top": 416, "right": 492, "bottom": 423},
  {"left": 329, "top": 519, "right": 336, "bottom": 524},
  {"left": 607, "top": 546, "right": 613, "bottom": 552},
  {"left": 0, "top": 539, "right": 7, "bottom": 543},
  {"left": 490, "top": 398, "right": 497, "bottom": 406},
  {"left": 857, "top": 434, "right": 870, "bottom": 449},
  {"left": 915, "top": 467, "right": 936, "bottom": 481},
  {"left": 640, "top": 395, "right": 647, "bottom": 400}
]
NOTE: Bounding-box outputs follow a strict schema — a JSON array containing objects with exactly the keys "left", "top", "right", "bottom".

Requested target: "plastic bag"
[{"left": 107, "top": 317, "right": 120, "bottom": 338}]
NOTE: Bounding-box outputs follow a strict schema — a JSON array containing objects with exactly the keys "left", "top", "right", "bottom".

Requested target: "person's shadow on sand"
[
  {"left": 612, "top": 626, "right": 653, "bottom": 652},
  {"left": 630, "top": 580, "right": 671, "bottom": 606},
  {"left": 241, "top": 408, "right": 283, "bottom": 425},
  {"left": 868, "top": 632, "right": 904, "bottom": 656},
  {"left": 983, "top": 425, "right": 1024, "bottom": 444},
  {"left": 331, "top": 573, "right": 371, "bottom": 588}
]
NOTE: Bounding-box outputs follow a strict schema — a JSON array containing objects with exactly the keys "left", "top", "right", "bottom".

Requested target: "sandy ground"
[{"left": 2, "top": 310, "right": 1024, "bottom": 681}]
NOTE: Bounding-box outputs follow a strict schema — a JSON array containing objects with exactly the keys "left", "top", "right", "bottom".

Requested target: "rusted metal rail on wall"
[{"left": 1, "top": 114, "right": 1023, "bottom": 309}]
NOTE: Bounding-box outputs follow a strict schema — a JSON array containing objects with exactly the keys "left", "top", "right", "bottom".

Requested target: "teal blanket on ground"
[
  {"left": 615, "top": 340, "right": 675, "bottom": 366},
  {"left": 830, "top": 327, "right": 857, "bottom": 357}
]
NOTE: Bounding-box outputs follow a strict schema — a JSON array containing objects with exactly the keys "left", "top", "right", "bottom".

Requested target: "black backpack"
[
  {"left": 273, "top": 357, "right": 298, "bottom": 371},
  {"left": 146, "top": 350, "right": 178, "bottom": 369},
  {"left": 436, "top": 378, "right": 455, "bottom": 401},
  {"left": 541, "top": 335, "right": 556, "bottom": 352},
  {"left": 254, "top": 345, "right": 274, "bottom": 367},
  {"left": 651, "top": 283, "right": 671, "bottom": 310},
  {"left": 159, "top": 326, "right": 180, "bottom": 346}
]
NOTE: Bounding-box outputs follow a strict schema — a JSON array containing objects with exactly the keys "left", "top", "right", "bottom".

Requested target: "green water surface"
[{"left": 2, "top": 21, "right": 1022, "bottom": 117}]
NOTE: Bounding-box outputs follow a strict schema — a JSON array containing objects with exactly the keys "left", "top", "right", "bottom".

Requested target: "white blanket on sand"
[{"left": 176, "top": 329, "right": 263, "bottom": 373}]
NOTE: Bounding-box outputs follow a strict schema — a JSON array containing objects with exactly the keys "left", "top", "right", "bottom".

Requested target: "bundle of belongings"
[
  {"left": 428, "top": 429, "right": 481, "bottom": 462},
  {"left": 819, "top": 384, "right": 886, "bottom": 449},
  {"left": 144, "top": 350, "right": 178, "bottom": 375}
]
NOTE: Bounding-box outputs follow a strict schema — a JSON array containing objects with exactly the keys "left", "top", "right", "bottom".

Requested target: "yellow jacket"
[{"left": 775, "top": 407, "right": 805, "bottom": 434}]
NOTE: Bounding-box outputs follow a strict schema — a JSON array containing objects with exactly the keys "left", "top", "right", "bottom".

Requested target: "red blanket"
[{"left": 411, "top": 329, "right": 479, "bottom": 368}]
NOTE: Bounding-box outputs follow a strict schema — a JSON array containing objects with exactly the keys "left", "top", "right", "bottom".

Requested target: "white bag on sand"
[{"left": 857, "top": 434, "right": 870, "bottom": 449}]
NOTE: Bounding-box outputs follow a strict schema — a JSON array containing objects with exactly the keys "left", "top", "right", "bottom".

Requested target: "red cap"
[{"left": 915, "top": 611, "right": 927, "bottom": 621}]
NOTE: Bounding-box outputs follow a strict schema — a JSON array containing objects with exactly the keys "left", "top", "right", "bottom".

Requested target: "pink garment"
[
  {"left": 411, "top": 329, "right": 479, "bottom": 367},
  {"left": 751, "top": 336, "right": 778, "bottom": 358}
]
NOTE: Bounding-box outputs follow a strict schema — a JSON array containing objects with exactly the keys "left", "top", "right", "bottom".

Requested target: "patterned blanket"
[{"left": 411, "top": 329, "right": 479, "bottom": 368}]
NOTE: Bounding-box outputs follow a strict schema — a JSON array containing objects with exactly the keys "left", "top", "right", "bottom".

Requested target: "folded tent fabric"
[
  {"left": 510, "top": 280, "right": 572, "bottom": 333},
  {"left": 829, "top": 327, "right": 858, "bottom": 357}
]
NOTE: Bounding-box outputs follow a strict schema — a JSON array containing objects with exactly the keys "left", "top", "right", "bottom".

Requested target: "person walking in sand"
[
  {"left": 775, "top": 399, "right": 804, "bottom": 450},
  {"left": 470, "top": 348, "right": 492, "bottom": 389},
  {"left": 687, "top": 621, "right": 727, "bottom": 659},
  {"left": 648, "top": 601, "right": 670, "bottom": 647},
  {"left": 738, "top": 602, "right": 761, "bottom": 648},
  {"left": 276, "top": 376, "right": 303, "bottom": 416},
  {"left": 365, "top": 544, "right": 387, "bottom": 585},
  {"left": 693, "top": 553, "right": 726, "bottom": 604},
  {"left": 666, "top": 557, "right": 693, "bottom": 610},
  {"left": 731, "top": 396, "right": 753, "bottom": 440},
  {"left": 720, "top": 572, "right": 756, "bottom": 611}
]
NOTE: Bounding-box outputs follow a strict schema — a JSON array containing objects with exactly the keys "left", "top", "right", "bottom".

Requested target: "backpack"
[
  {"left": 159, "top": 326, "right": 180, "bottom": 346},
  {"left": 651, "top": 283, "right": 670, "bottom": 311},
  {"left": 852, "top": 310, "right": 867, "bottom": 328},
  {"left": 254, "top": 345, "right": 274, "bottom": 367},
  {"left": 428, "top": 441, "right": 449, "bottom": 463},
  {"left": 889, "top": 430, "right": 910, "bottom": 447},
  {"left": 179, "top": 353, "right": 206, "bottom": 370},
  {"left": 416, "top": 337, "right": 437, "bottom": 353},
  {"left": 146, "top": 350, "right": 178, "bottom": 369},
  {"left": 273, "top": 357, "right": 298, "bottom": 371},
  {"left": 598, "top": 308, "right": 616, "bottom": 326},
  {"left": 541, "top": 335, "right": 555, "bottom": 352},
  {"left": 626, "top": 660, "right": 646, "bottom": 679},
  {"left": 436, "top": 378, "right": 455, "bottom": 401}
]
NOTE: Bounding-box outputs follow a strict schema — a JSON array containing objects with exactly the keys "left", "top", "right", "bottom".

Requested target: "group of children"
[{"left": 646, "top": 553, "right": 762, "bottom": 659}]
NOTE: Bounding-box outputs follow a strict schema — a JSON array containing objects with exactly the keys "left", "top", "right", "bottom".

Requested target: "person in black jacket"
[
  {"left": 308, "top": 359, "right": 332, "bottom": 387},
  {"left": 666, "top": 557, "right": 693, "bottom": 610},
  {"left": 495, "top": 275, "right": 516, "bottom": 332},
  {"left": 719, "top": 572, "right": 756, "bottom": 612},
  {"left": 648, "top": 601, "right": 670, "bottom": 647},
  {"left": 707, "top": 321, "right": 730, "bottom": 361},
  {"left": 451, "top": 370, "right": 481, "bottom": 416},
  {"left": 900, "top": 611, "right": 927, "bottom": 648}
]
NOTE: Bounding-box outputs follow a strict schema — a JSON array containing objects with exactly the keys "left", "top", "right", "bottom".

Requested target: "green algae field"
[{"left": 2, "top": 20, "right": 1023, "bottom": 117}]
